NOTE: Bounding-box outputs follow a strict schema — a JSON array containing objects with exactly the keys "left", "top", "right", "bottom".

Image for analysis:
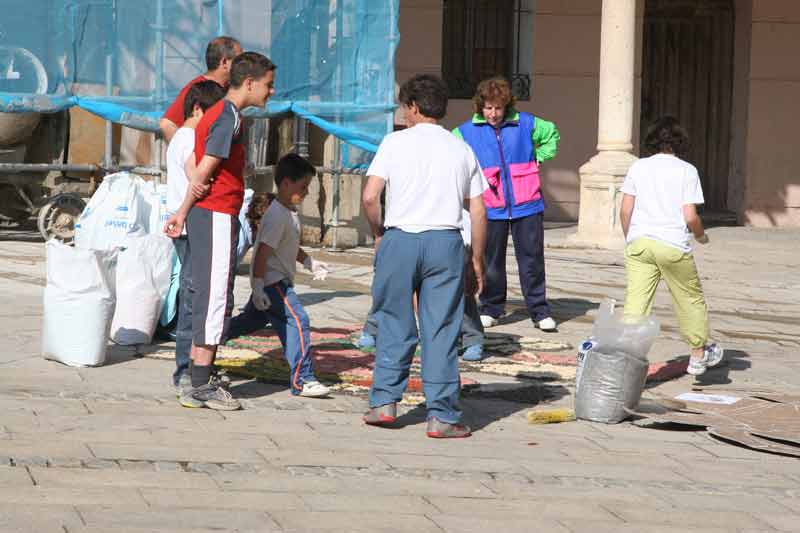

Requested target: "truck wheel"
[{"left": 37, "top": 193, "right": 85, "bottom": 244}]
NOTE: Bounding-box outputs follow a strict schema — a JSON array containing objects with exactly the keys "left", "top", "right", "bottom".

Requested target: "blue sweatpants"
[
  {"left": 255, "top": 280, "right": 317, "bottom": 395},
  {"left": 481, "top": 212, "right": 550, "bottom": 321},
  {"left": 369, "top": 229, "right": 465, "bottom": 423},
  {"left": 173, "top": 237, "right": 192, "bottom": 386}
]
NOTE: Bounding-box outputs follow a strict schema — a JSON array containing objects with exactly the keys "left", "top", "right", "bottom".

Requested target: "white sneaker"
[
  {"left": 299, "top": 380, "right": 330, "bottom": 398},
  {"left": 536, "top": 317, "right": 557, "bottom": 331},
  {"left": 480, "top": 315, "right": 499, "bottom": 328},
  {"left": 687, "top": 343, "right": 725, "bottom": 376},
  {"left": 687, "top": 357, "right": 706, "bottom": 376},
  {"left": 704, "top": 343, "right": 725, "bottom": 368}
]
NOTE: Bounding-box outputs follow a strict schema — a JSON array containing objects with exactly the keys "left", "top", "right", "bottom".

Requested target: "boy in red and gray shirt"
[{"left": 165, "top": 51, "right": 276, "bottom": 410}]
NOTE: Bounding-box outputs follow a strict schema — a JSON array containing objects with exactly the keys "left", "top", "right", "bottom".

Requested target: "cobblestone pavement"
[{"left": 0, "top": 224, "right": 798, "bottom": 532}]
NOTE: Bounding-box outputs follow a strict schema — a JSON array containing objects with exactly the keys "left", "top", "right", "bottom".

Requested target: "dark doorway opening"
[{"left": 641, "top": 0, "right": 735, "bottom": 214}]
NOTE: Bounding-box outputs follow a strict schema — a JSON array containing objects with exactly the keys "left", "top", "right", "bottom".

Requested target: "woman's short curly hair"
[
  {"left": 643, "top": 116, "right": 690, "bottom": 156},
  {"left": 472, "top": 77, "right": 516, "bottom": 116},
  {"left": 246, "top": 192, "right": 276, "bottom": 235}
]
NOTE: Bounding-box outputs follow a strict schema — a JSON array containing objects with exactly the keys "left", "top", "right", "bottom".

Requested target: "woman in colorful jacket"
[{"left": 453, "top": 77, "right": 560, "bottom": 331}]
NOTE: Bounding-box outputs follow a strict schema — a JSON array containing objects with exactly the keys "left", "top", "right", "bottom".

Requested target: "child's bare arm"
[
  {"left": 468, "top": 195, "right": 487, "bottom": 295},
  {"left": 252, "top": 242, "right": 273, "bottom": 280},
  {"left": 362, "top": 175, "right": 386, "bottom": 247},
  {"left": 186, "top": 154, "right": 222, "bottom": 190},
  {"left": 159, "top": 118, "right": 178, "bottom": 143},
  {"left": 620, "top": 194, "right": 636, "bottom": 238},
  {"left": 163, "top": 154, "right": 222, "bottom": 237},
  {"left": 683, "top": 203, "right": 708, "bottom": 243}
]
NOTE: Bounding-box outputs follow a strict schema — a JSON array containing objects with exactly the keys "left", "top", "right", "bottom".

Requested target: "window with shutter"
[{"left": 441, "top": 0, "right": 532, "bottom": 100}]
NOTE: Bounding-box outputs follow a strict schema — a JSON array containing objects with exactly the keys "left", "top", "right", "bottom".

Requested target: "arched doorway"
[{"left": 641, "top": 0, "right": 735, "bottom": 212}]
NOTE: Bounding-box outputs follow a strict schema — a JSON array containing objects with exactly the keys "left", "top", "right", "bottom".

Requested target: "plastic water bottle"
[{"left": 575, "top": 337, "right": 598, "bottom": 391}]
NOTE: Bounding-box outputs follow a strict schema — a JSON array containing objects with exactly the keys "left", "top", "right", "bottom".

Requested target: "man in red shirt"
[
  {"left": 164, "top": 52, "right": 276, "bottom": 410},
  {"left": 159, "top": 36, "right": 242, "bottom": 142}
]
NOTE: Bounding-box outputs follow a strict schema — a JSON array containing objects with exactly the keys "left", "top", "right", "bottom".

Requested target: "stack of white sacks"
[{"left": 42, "top": 172, "right": 174, "bottom": 367}]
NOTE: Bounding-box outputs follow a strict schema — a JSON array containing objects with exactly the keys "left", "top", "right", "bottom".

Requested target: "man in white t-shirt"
[
  {"left": 619, "top": 116, "right": 724, "bottom": 377},
  {"left": 361, "top": 74, "right": 488, "bottom": 438},
  {"left": 164, "top": 80, "right": 225, "bottom": 395}
]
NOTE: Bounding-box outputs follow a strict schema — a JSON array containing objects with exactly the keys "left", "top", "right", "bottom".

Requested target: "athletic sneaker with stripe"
[{"left": 180, "top": 382, "right": 241, "bottom": 410}]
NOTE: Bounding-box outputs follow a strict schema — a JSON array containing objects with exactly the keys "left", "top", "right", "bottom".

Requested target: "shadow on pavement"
[
  {"left": 692, "top": 349, "right": 751, "bottom": 386},
  {"left": 300, "top": 290, "right": 364, "bottom": 307},
  {"left": 90, "top": 343, "right": 142, "bottom": 367},
  {"left": 387, "top": 382, "right": 570, "bottom": 435},
  {"left": 228, "top": 379, "right": 288, "bottom": 399},
  {"left": 499, "top": 297, "right": 598, "bottom": 327},
  {"left": 550, "top": 297, "right": 599, "bottom": 322}
]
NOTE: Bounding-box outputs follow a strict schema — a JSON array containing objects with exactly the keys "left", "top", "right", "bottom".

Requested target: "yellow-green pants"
[{"left": 624, "top": 238, "right": 709, "bottom": 349}]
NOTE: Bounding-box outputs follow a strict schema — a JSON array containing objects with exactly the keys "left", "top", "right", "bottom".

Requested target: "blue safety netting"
[{"left": 0, "top": 0, "right": 398, "bottom": 155}]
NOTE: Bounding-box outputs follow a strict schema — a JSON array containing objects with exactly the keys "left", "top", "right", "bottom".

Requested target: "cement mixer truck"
[{"left": 0, "top": 45, "right": 86, "bottom": 242}]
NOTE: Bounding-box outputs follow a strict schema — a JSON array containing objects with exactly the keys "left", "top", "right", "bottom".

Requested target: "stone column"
[{"left": 569, "top": 0, "right": 638, "bottom": 249}]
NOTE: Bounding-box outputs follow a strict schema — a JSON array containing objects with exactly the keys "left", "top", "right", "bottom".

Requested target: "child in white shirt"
[
  {"left": 164, "top": 80, "right": 226, "bottom": 394},
  {"left": 249, "top": 154, "right": 331, "bottom": 397},
  {"left": 620, "top": 116, "right": 723, "bottom": 376}
]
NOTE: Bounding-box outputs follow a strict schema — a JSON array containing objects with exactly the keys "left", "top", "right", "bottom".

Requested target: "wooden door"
[{"left": 641, "top": 0, "right": 734, "bottom": 211}]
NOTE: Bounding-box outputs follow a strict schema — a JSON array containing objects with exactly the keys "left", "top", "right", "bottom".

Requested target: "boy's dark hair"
[
  {"left": 182, "top": 80, "right": 226, "bottom": 120},
  {"left": 230, "top": 52, "right": 276, "bottom": 89},
  {"left": 644, "top": 116, "right": 690, "bottom": 156},
  {"left": 205, "top": 36, "right": 240, "bottom": 70},
  {"left": 275, "top": 153, "right": 316, "bottom": 186},
  {"left": 398, "top": 74, "right": 448, "bottom": 119}
]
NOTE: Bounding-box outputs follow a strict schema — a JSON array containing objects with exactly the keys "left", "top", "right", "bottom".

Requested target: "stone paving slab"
[
  {"left": 428, "top": 495, "right": 621, "bottom": 522},
  {"left": 272, "top": 510, "right": 443, "bottom": 532},
  {"left": 656, "top": 490, "right": 796, "bottom": 515},
  {"left": 431, "top": 515, "right": 573, "bottom": 533},
  {"left": 0, "top": 465, "right": 34, "bottom": 485},
  {"left": 517, "top": 459, "right": 693, "bottom": 484},
  {"left": 75, "top": 505, "right": 281, "bottom": 532},
  {"left": 300, "top": 493, "right": 439, "bottom": 514},
  {"left": 0, "top": 440, "right": 94, "bottom": 461},
  {"left": 258, "top": 450, "right": 392, "bottom": 470},
  {"left": 67, "top": 523, "right": 262, "bottom": 533},
  {"left": 214, "top": 472, "right": 497, "bottom": 499},
  {"left": 29, "top": 467, "right": 218, "bottom": 490},
  {"left": 375, "top": 452, "right": 519, "bottom": 474},
  {"left": 558, "top": 521, "right": 735, "bottom": 533},
  {"left": 140, "top": 487, "right": 306, "bottom": 511},
  {"left": 0, "top": 486, "right": 148, "bottom": 507},
  {"left": 674, "top": 463, "right": 800, "bottom": 489},
  {"left": 753, "top": 513, "right": 800, "bottom": 532},
  {"left": 1, "top": 227, "right": 800, "bottom": 531},
  {"left": 601, "top": 503, "right": 773, "bottom": 530},
  {"left": 0, "top": 503, "right": 83, "bottom": 533},
  {"left": 24, "top": 413, "right": 207, "bottom": 433},
  {"left": 88, "top": 443, "right": 267, "bottom": 464}
]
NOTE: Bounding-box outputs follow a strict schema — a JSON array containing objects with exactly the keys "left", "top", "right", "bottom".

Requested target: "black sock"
[{"left": 191, "top": 364, "right": 212, "bottom": 388}]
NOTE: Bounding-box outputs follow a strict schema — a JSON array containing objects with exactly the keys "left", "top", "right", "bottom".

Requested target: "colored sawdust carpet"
[
  {"left": 213, "top": 327, "right": 579, "bottom": 392},
  {"left": 218, "top": 325, "right": 460, "bottom": 393},
  {"left": 139, "top": 326, "right": 685, "bottom": 395},
  {"left": 138, "top": 326, "right": 584, "bottom": 400}
]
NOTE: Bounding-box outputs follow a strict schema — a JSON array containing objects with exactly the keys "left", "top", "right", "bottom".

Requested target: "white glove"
[
  {"left": 303, "top": 256, "right": 330, "bottom": 281},
  {"left": 695, "top": 233, "right": 710, "bottom": 245},
  {"left": 251, "top": 278, "right": 271, "bottom": 311}
]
